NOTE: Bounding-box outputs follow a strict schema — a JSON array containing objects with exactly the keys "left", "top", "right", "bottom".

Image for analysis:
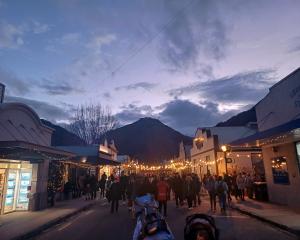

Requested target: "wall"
[
  {"left": 256, "top": 69, "right": 300, "bottom": 131},
  {"left": 262, "top": 142, "right": 300, "bottom": 208},
  {"left": 191, "top": 130, "right": 217, "bottom": 176},
  {"left": 29, "top": 160, "right": 50, "bottom": 211},
  {"left": 217, "top": 152, "right": 255, "bottom": 175}
]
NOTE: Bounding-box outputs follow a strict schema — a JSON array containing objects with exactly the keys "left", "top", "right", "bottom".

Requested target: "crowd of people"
[
  {"left": 98, "top": 170, "right": 257, "bottom": 216},
  {"left": 58, "top": 169, "right": 257, "bottom": 217}
]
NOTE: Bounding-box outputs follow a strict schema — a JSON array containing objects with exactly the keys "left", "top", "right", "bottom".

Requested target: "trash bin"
[{"left": 254, "top": 182, "right": 268, "bottom": 201}]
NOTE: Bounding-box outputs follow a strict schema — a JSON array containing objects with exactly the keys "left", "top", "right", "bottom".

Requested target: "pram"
[{"left": 132, "top": 194, "right": 174, "bottom": 240}]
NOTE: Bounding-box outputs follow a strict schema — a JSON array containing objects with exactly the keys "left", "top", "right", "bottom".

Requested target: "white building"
[
  {"left": 191, "top": 126, "right": 261, "bottom": 178},
  {"left": 232, "top": 68, "right": 300, "bottom": 208}
]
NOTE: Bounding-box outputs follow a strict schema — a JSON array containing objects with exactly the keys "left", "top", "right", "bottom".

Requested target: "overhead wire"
[{"left": 106, "top": 0, "right": 197, "bottom": 78}]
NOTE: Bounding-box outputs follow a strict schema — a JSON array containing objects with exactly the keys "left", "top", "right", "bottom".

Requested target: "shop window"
[{"left": 271, "top": 156, "right": 290, "bottom": 185}]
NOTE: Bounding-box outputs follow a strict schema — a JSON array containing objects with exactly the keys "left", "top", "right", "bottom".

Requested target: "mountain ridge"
[{"left": 100, "top": 117, "right": 193, "bottom": 164}]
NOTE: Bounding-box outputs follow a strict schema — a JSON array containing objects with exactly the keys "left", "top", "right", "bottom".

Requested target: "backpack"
[
  {"left": 216, "top": 181, "right": 225, "bottom": 195},
  {"left": 140, "top": 212, "right": 172, "bottom": 239}
]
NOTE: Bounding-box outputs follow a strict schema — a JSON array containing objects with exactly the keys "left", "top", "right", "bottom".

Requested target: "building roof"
[
  {"left": 269, "top": 67, "right": 300, "bottom": 91},
  {"left": 230, "top": 118, "right": 300, "bottom": 146},
  {"left": 56, "top": 145, "right": 120, "bottom": 166},
  {"left": 254, "top": 67, "right": 300, "bottom": 108},
  {"left": 196, "top": 126, "right": 257, "bottom": 145},
  {"left": 0, "top": 141, "right": 75, "bottom": 162}
]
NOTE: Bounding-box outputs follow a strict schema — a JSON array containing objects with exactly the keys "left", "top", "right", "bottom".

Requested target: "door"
[
  {"left": 0, "top": 169, "right": 6, "bottom": 214},
  {"left": 16, "top": 170, "right": 32, "bottom": 210},
  {"left": 4, "top": 169, "right": 19, "bottom": 213}
]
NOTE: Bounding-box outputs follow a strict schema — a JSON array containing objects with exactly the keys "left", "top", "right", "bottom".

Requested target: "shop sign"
[{"left": 271, "top": 156, "right": 290, "bottom": 184}]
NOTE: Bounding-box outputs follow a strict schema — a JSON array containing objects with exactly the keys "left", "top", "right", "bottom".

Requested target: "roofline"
[
  {"left": 269, "top": 67, "right": 300, "bottom": 91},
  {"left": 0, "top": 140, "right": 76, "bottom": 157},
  {"left": 0, "top": 102, "right": 54, "bottom": 133},
  {"left": 255, "top": 67, "right": 300, "bottom": 108}
]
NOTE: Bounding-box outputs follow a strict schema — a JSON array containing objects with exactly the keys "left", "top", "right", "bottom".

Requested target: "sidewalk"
[
  {"left": 0, "top": 198, "right": 98, "bottom": 240},
  {"left": 230, "top": 197, "right": 300, "bottom": 236}
]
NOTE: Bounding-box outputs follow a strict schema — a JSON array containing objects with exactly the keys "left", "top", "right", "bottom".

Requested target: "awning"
[
  {"left": 55, "top": 146, "right": 120, "bottom": 166},
  {"left": 0, "top": 141, "right": 75, "bottom": 162},
  {"left": 230, "top": 118, "right": 300, "bottom": 146}
]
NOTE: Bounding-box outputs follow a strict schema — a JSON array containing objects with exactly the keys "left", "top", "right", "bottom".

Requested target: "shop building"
[
  {"left": 231, "top": 68, "right": 300, "bottom": 208},
  {"left": 169, "top": 142, "right": 192, "bottom": 173},
  {"left": 0, "top": 101, "right": 74, "bottom": 214},
  {"left": 57, "top": 141, "right": 120, "bottom": 181},
  {"left": 191, "top": 126, "right": 261, "bottom": 178}
]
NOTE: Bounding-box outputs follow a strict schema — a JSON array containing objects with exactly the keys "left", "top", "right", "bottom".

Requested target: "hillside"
[
  {"left": 100, "top": 117, "right": 192, "bottom": 164},
  {"left": 216, "top": 107, "right": 257, "bottom": 127},
  {"left": 41, "top": 119, "right": 86, "bottom": 146}
]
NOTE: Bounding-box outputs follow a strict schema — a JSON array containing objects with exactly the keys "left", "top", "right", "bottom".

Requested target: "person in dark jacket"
[
  {"left": 84, "top": 174, "right": 91, "bottom": 200},
  {"left": 110, "top": 177, "right": 121, "bottom": 213},
  {"left": 90, "top": 174, "right": 98, "bottom": 200},
  {"left": 127, "top": 174, "right": 136, "bottom": 211},
  {"left": 63, "top": 181, "right": 72, "bottom": 200},
  {"left": 137, "top": 177, "right": 152, "bottom": 196},
  {"left": 173, "top": 173, "right": 184, "bottom": 207},
  {"left": 119, "top": 171, "right": 128, "bottom": 203},
  {"left": 185, "top": 175, "right": 196, "bottom": 209},
  {"left": 192, "top": 174, "right": 201, "bottom": 207},
  {"left": 99, "top": 172, "right": 107, "bottom": 198}
]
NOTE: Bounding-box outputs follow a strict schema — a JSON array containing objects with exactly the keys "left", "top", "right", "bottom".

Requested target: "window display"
[
  {"left": 4, "top": 170, "right": 17, "bottom": 212},
  {"left": 271, "top": 156, "right": 290, "bottom": 184},
  {"left": 2, "top": 168, "right": 32, "bottom": 213},
  {"left": 16, "top": 171, "right": 32, "bottom": 209}
]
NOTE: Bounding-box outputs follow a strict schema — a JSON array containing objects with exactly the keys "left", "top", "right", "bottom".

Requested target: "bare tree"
[{"left": 68, "top": 103, "right": 118, "bottom": 144}]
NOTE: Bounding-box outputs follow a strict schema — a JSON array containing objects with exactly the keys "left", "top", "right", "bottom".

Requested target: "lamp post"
[{"left": 221, "top": 145, "right": 228, "bottom": 174}]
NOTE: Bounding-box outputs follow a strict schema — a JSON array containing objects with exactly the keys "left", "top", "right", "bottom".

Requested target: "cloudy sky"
[{"left": 0, "top": 0, "right": 299, "bottom": 135}]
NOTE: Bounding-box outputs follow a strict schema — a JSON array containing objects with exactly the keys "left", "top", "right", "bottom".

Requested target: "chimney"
[{"left": 0, "top": 83, "right": 5, "bottom": 104}]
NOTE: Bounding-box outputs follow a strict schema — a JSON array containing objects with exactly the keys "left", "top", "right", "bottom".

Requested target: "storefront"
[
  {"left": 0, "top": 161, "right": 32, "bottom": 214},
  {"left": 56, "top": 144, "right": 120, "bottom": 181},
  {"left": 231, "top": 68, "right": 300, "bottom": 208},
  {"left": 0, "top": 102, "right": 74, "bottom": 214}
]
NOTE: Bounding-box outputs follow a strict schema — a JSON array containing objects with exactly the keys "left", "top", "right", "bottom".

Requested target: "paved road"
[{"left": 34, "top": 198, "right": 297, "bottom": 240}]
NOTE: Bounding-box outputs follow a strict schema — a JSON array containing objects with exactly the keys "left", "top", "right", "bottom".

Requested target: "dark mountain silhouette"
[
  {"left": 216, "top": 107, "right": 257, "bottom": 127},
  {"left": 41, "top": 119, "right": 86, "bottom": 146},
  {"left": 100, "top": 117, "right": 192, "bottom": 164}
]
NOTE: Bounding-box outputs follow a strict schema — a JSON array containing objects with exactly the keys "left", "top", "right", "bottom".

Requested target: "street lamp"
[{"left": 221, "top": 145, "right": 228, "bottom": 174}]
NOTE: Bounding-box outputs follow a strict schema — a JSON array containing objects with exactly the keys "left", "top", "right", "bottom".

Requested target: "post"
[{"left": 224, "top": 151, "right": 228, "bottom": 174}]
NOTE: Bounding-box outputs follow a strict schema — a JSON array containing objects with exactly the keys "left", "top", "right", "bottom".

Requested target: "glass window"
[{"left": 271, "top": 156, "right": 290, "bottom": 184}]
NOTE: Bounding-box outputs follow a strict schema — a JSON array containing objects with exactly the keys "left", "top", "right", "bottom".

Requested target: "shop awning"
[
  {"left": 0, "top": 141, "right": 75, "bottom": 162},
  {"left": 230, "top": 118, "right": 300, "bottom": 146},
  {"left": 55, "top": 146, "right": 120, "bottom": 166}
]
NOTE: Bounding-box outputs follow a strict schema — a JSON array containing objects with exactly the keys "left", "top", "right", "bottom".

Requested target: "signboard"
[
  {"left": 226, "top": 158, "right": 233, "bottom": 163},
  {"left": 271, "top": 156, "right": 290, "bottom": 184},
  {"left": 0, "top": 83, "right": 5, "bottom": 103}
]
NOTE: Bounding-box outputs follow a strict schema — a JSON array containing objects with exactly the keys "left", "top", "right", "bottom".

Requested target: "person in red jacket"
[{"left": 156, "top": 175, "right": 170, "bottom": 217}]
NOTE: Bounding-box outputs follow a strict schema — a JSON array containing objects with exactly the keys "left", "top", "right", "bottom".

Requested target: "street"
[{"left": 34, "top": 198, "right": 297, "bottom": 240}]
